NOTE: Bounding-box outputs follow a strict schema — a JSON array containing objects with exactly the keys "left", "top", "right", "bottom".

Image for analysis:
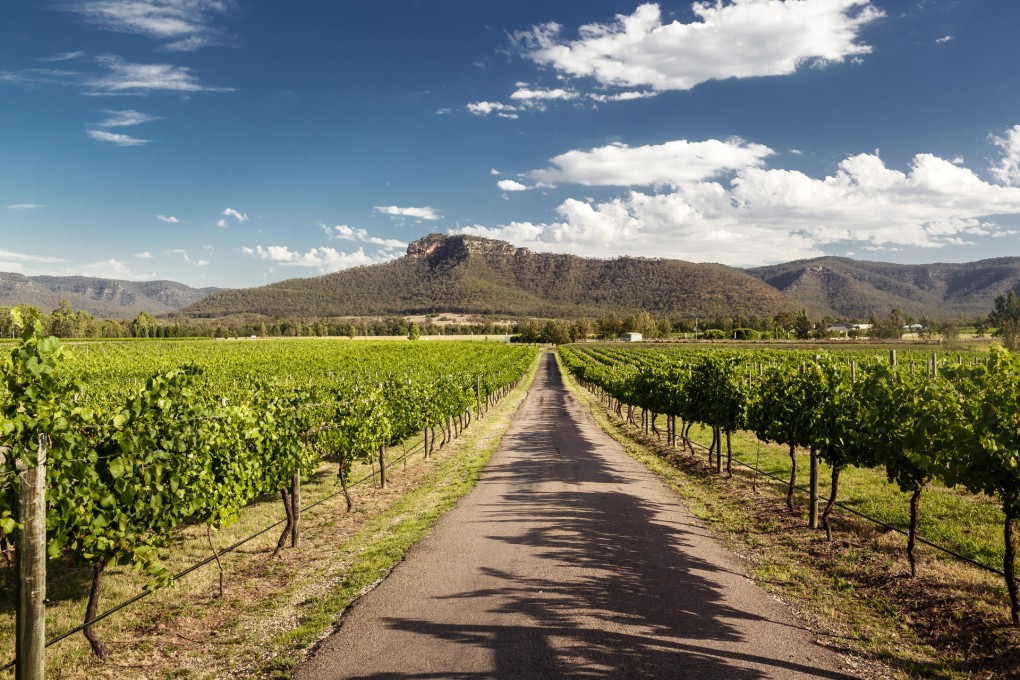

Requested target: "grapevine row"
[
  {"left": 0, "top": 312, "right": 536, "bottom": 659},
  {"left": 559, "top": 342, "right": 1020, "bottom": 624}
]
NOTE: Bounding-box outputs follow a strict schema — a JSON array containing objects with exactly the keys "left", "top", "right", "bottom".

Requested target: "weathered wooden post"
[
  {"left": 476, "top": 375, "right": 482, "bottom": 419},
  {"left": 16, "top": 434, "right": 47, "bottom": 680},
  {"left": 291, "top": 472, "right": 301, "bottom": 548},
  {"left": 809, "top": 450, "right": 819, "bottom": 528}
]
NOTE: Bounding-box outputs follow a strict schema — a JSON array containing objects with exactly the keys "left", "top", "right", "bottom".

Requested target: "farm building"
[{"left": 620, "top": 332, "right": 643, "bottom": 342}]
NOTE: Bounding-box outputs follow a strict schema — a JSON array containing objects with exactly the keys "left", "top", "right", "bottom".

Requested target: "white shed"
[{"left": 620, "top": 332, "right": 643, "bottom": 342}]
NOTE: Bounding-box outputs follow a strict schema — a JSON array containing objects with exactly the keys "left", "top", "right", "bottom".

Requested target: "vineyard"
[
  {"left": 0, "top": 312, "right": 537, "bottom": 673},
  {"left": 558, "top": 342, "right": 1020, "bottom": 631}
]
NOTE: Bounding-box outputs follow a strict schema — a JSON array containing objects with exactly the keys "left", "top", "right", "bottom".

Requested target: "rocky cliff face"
[{"left": 406, "top": 234, "right": 526, "bottom": 263}]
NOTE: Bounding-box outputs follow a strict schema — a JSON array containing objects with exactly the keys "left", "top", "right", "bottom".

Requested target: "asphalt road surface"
[{"left": 295, "top": 352, "right": 856, "bottom": 679}]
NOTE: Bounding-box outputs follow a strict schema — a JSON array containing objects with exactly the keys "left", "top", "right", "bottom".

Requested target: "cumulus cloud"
[
  {"left": 588, "top": 90, "right": 657, "bottom": 102},
  {"left": 935, "top": 35, "right": 953, "bottom": 44},
  {"left": 991, "top": 125, "right": 1020, "bottom": 187},
  {"left": 87, "top": 129, "right": 150, "bottom": 146},
  {"left": 222, "top": 207, "right": 248, "bottom": 222},
  {"left": 165, "top": 248, "right": 209, "bottom": 265},
  {"left": 497, "top": 179, "right": 528, "bottom": 192},
  {"left": 490, "top": 168, "right": 501, "bottom": 175},
  {"left": 64, "top": 0, "right": 234, "bottom": 52},
  {"left": 516, "top": 1, "right": 883, "bottom": 92},
  {"left": 510, "top": 87, "right": 579, "bottom": 101},
  {"left": 320, "top": 223, "right": 407, "bottom": 249},
  {"left": 76, "top": 258, "right": 155, "bottom": 279},
  {"left": 374, "top": 205, "right": 442, "bottom": 221},
  {"left": 523, "top": 138, "right": 774, "bottom": 188},
  {"left": 466, "top": 101, "right": 521, "bottom": 116},
  {"left": 241, "top": 245, "right": 398, "bottom": 273},
  {"left": 455, "top": 133, "right": 1020, "bottom": 266},
  {"left": 157, "top": 214, "right": 179, "bottom": 222}
]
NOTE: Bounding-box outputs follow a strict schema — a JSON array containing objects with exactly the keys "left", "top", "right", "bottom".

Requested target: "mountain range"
[
  {"left": 180, "top": 234, "right": 1020, "bottom": 321},
  {"left": 0, "top": 272, "right": 219, "bottom": 319},
  {"left": 7, "top": 234, "right": 1020, "bottom": 321}
]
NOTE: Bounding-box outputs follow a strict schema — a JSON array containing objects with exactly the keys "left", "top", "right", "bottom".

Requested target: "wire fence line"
[{"left": 0, "top": 435, "right": 435, "bottom": 673}]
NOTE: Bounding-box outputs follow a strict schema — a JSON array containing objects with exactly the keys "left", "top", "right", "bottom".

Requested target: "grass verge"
[
  {"left": 0, "top": 354, "right": 539, "bottom": 680},
  {"left": 556, "top": 352, "right": 1020, "bottom": 680}
]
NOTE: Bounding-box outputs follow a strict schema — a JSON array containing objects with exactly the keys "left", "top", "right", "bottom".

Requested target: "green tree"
[
  {"left": 793, "top": 309, "right": 813, "bottom": 340},
  {"left": 407, "top": 322, "right": 421, "bottom": 340},
  {"left": 990, "top": 291, "right": 1020, "bottom": 350}
]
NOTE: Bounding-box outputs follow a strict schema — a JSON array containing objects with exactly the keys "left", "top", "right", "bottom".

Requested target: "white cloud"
[
  {"left": 41, "top": 51, "right": 87, "bottom": 62},
  {"left": 165, "top": 248, "right": 209, "bottom": 265},
  {"left": 524, "top": 138, "right": 774, "bottom": 187},
  {"left": 241, "top": 245, "right": 398, "bottom": 273},
  {"left": 497, "top": 179, "right": 528, "bottom": 192},
  {"left": 221, "top": 207, "right": 248, "bottom": 222},
  {"left": 990, "top": 125, "right": 1020, "bottom": 187},
  {"left": 134, "top": 251, "right": 154, "bottom": 258},
  {"left": 490, "top": 168, "right": 501, "bottom": 175},
  {"left": 216, "top": 219, "right": 227, "bottom": 228},
  {"left": 7, "top": 204, "right": 44, "bottom": 210},
  {"left": 157, "top": 214, "right": 179, "bottom": 222},
  {"left": 319, "top": 223, "right": 406, "bottom": 249},
  {"left": 0, "top": 249, "right": 66, "bottom": 265},
  {"left": 3, "top": 55, "right": 232, "bottom": 95},
  {"left": 466, "top": 101, "right": 520, "bottom": 116},
  {"left": 935, "top": 35, "right": 953, "bottom": 44},
  {"left": 66, "top": 258, "right": 154, "bottom": 280},
  {"left": 65, "top": 0, "right": 233, "bottom": 52},
  {"left": 95, "top": 109, "right": 160, "bottom": 127},
  {"left": 374, "top": 205, "right": 442, "bottom": 221},
  {"left": 454, "top": 135, "right": 1020, "bottom": 266},
  {"left": 510, "top": 87, "right": 579, "bottom": 101},
  {"left": 588, "top": 90, "right": 657, "bottom": 102},
  {"left": 516, "top": 1, "right": 884, "bottom": 92},
  {"left": 88, "top": 55, "right": 233, "bottom": 94},
  {"left": 87, "top": 129, "right": 150, "bottom": 146}
]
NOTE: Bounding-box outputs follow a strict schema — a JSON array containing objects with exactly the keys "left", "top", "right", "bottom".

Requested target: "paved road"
[{"left": 295, "top": 353, "right": 856, "bottom": 679}]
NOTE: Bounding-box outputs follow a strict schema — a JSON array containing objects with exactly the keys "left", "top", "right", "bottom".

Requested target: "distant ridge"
[
  {"left": 180, "top": 233, "right": 796, "bottom": 319},
  {"left": 747, "top": 256, "right": 1020, "bottom": 319},
  {"left": 0, "top": 272, "right": 221, "bottom": 319},
  {"left": 10, "top": 237, "right": 1019, "bottom": 322}
]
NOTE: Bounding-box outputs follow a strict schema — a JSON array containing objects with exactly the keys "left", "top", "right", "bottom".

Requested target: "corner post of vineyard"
[{"left": 14, "top": 434, "right": 47, "bottom": 680}]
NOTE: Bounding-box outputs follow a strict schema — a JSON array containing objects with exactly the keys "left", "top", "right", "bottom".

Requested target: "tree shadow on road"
[{"left": 353, "top": 354, "right": 854, "bottom": 679}]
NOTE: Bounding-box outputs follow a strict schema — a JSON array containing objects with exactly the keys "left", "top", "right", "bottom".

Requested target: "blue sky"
[{"left": 3, "top": 0, "right": 1020, "bottom": 289}]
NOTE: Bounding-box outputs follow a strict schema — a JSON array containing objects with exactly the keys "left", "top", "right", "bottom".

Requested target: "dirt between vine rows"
[{"left": 296, "top": 353, "right": 858, "bottom": 679}]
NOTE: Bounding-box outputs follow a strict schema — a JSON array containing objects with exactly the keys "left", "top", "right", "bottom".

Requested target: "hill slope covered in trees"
[{"left": 180, "top": 234, "right": 798, "bottom": 319}]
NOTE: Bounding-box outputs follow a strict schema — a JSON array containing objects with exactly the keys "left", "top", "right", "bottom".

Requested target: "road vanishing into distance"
[{"left": 295, "top": 353, "right": 855, "bottom": 679}]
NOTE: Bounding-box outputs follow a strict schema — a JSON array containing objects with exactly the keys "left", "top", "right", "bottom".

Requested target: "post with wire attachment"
[
  {"left": 476, "top": 375, "right": 482, "bottom": 419},
  {"left": 16, "top": 434, "right": 47, "bottom": 680}
]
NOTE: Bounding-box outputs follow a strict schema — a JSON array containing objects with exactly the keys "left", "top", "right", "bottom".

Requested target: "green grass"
[{"left": 674, "top": 421, "right": 1006, "bottom": 572}]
